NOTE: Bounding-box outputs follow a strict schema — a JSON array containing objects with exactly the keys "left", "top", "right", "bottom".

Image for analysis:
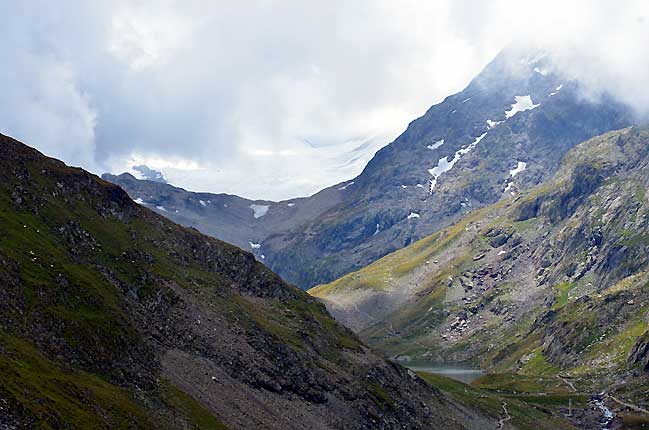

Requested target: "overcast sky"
[{"left": 1, "top": 1, "right": 648, "bottom": 200}]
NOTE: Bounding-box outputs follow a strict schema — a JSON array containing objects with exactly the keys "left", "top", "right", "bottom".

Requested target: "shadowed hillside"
[{"left": 0, "top": 133, "right": 507, "bottom": 430}]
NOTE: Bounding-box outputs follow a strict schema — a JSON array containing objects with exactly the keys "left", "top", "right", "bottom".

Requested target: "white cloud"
[
  {"left": 0, "top": 49, "right": 98, "bottom": 170},
  {"left": 0, "top": 1, "right": 647, "bottom": 199}
]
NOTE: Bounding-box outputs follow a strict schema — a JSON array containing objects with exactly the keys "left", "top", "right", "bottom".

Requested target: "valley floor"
[{"left": 419, "top": 369, "right": 649, "bottom": 430}]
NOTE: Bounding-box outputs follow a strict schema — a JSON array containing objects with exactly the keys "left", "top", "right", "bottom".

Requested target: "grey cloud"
[{"left": 0, "top": 1, "right": 648, "bottom": 199}]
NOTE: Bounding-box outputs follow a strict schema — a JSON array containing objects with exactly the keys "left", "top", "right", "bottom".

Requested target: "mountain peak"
[{"left": 107, "top": 48, "right": 633, "bottom": 290}]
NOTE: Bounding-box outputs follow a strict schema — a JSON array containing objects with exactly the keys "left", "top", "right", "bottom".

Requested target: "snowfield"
[
  {"left": 427, "top": 139, "right": 445, "bottom": 150},
  {"left": 510, "top": 161, "right": 527, "bottom": 177},
  {"left": 504, "top": 161, "right": 527, "bottom": 195},
  {"left": 428, "top": 133, "right": 487, "bottom": 193},
  {"left": 505, "top": 95, "right": 539, "bottom": 119},
  {"left": 486, "top": 119, "right": 502, "bottom": 129},
  {"left": 250, "top": 204, "right": 270, "bottom": 218}
]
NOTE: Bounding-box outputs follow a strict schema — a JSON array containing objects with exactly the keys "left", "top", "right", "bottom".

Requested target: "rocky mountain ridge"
[{"left": 107, "top": 47, "right": 633, "bottom": 289}]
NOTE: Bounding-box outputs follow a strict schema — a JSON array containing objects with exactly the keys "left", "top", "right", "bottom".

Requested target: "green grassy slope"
[
  {"left": 310, "top": 126, "right": 649, "bottom": 414},
  {"left": 0, "top": 133, "right": 494, "bottom": 429}
]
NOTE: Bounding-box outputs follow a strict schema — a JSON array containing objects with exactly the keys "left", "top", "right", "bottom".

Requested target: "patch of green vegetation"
[
  {"left": 553, "top": 282, "right": 575, "bottom": 309},
  {"left": 0, "top": 193, "right": 149, "bottom": 376},
  {"left": 634, "top": 185, "right": 647, "bottom": 203},
  {"left": 581, "top": 319, "right": 648, "bottom": 368},
  {"left": 604, "top": 272, "right": 649, "bottom": 295},
  {"left": 281, "top": 296, "right": 362, "bottom": 352},
  {"left": 310, "top": 201, "right": 507, "bottom": 297},
  {"left": 488, "top": 331, "right": 542, "bottom": 372},
  {"left": 235, "top": 296, "right": 308, "bottom": 352},
  {"left": 619, "top": 231, "right": 649, "bottom": 248},
  {"left": 520, "top": 348, "right": 560, "bottom": 376},
  {"left": 368, "top": 383, "right": 395, "bottom": 409},
  {"left": 473, "top": 373, "right": 570, "bottom": 395},
  {"left": 161, "top": 381, "right": 228, "bottom": 430},
  {"left": 511, "top": 217, "right": 541, "bottom": 235},
  {"left": 418, "top": 372, "right": 577, "bottom": 430},
  {"left": 510, "top": 393, "right": 587, "bottom": 407},
  {"left": 0, "top": 332, "right": 153, "bottom": 430},
  {"left": 234, "top": 294, "right": 361, "bottom": 359}
]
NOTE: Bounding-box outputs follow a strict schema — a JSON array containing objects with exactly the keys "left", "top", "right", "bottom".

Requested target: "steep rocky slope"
[
  {"left": 0, "top": 133, "right": 507, "bottom": 430},
  {"left": 310, "top": 126, "right": 649, "bottom": 412},
  {"left": 107, "top": 47, "right": 632, "bottom": 289}
]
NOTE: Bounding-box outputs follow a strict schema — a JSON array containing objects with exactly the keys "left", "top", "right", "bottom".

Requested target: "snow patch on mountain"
[
  {"left": 338, "top": 181, "right": 355, "bottom": 190},
  {"left": 533, "top": 66, "right": 548, "bottom": 76},
  {"left": 486, "top": 119, "right": 502, "bottom": 129},
  {"left": 407, "top": 212, "right": 420, "bottom": 219},
  {"left": 250, "top": 204, "right": 270, "bottom": 218},
  {"left": 428, "top": 156, "right": 454, "bottom": 192},
  {"left": 505, "top": 96, "right": 539, "bottom": 119},
  {"left": 428, "top": 133, "right": 487, "bottom": 193},
  {"left": 459, "top": 133, "right": 487, "bottom": 155},
  {"left": 549, "top": 84, "right": 563, "bottom": 97},
  {"left": 504, "top": 161, "right": 527, "bottom": 196},
  {"left": 427, "top": 139, "right": 445, "bottom": 150},
  {"left": 510, "top": 161, "right": 527, "bottom": 177},
  {"left": 249, "top": 241, "right": 261, "bottom": 249}
]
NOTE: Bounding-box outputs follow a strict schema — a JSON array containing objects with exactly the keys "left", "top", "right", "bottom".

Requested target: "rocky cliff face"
[
  {"left": 0, "top": 133, "right": 501, "bottom": 429},
  {"left": 311, "top": 126, "right": 649, "bottom": 407},
  {"left": 629, "top": 331, "right": 649, "bottom": 371},
  {"left": 107, "top": 47, "right": 633, "bottom": 290}
]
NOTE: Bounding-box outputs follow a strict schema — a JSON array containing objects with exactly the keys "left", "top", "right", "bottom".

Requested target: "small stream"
[
  {"left": 403, "top": 363, "right": 485, "bottom": 384},
  {"left": 590, "top": 396, "right": 614, "bottom": 430}
]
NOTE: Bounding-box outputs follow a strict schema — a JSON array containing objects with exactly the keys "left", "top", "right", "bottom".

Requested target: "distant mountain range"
[{"left": 105, "top": 47, "right": 633, "bottom": 290}]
